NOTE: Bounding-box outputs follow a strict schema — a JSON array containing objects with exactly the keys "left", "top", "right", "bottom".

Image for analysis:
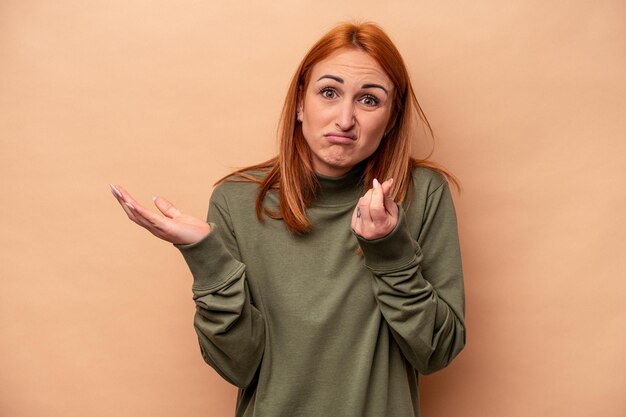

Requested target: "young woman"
[{"left": 111, "top": 22, "right": 465, "bottom": 417}]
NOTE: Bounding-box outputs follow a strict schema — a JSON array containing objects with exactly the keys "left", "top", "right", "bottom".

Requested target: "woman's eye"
[
  {"left": 360, "top": 95, "right": 379, "bottom": 107},
  {"left": 320, "top": 88, "right": 337, "bottom": 99}
]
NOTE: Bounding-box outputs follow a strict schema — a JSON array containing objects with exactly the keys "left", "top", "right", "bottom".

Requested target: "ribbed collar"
[{"left": 313, "top": 163, "right": 365, "bottom": 207}]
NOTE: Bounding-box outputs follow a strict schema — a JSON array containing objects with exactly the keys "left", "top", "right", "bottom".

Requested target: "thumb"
[
  {"left": 153, "top": 196, "right": 182, "bottom": 219},
  {"left": 372, "top": 178, "right": 385, "bottom": 207}
]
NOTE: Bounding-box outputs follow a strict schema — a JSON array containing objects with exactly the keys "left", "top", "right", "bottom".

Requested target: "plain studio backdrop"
[{"left": 1, "top": 1, "right": 624, "bottom": 416}]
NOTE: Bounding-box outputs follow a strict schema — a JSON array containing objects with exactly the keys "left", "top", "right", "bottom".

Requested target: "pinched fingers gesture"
[
  {"left": 110, "top": 184, "right": 211, "bottom": 245},
  {"left": 351, "top": 178, "right": 398, "bottom": 240}
]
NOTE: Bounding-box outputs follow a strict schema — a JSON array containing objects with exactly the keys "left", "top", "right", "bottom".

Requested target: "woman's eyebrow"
[
  {"left": 361, "top": 83, "right": 388, "bottom": 95},
  {"left": 317, "top": 75, "right": 388, "bottom": 95},
  {"left": 317, "top": 74, "right": 344, "bottom": 83}
]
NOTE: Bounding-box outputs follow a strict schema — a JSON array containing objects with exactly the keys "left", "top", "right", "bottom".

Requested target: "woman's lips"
[{"left": 324, "top": 132, "right": 356, "bottom": 145}]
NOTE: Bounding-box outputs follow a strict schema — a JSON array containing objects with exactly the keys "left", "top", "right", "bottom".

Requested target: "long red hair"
[{"left": 220, "top": 22, "right": 458, "bottom": 234}]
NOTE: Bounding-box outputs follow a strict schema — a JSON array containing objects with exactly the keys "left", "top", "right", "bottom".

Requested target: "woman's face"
[{"left": 298, "top": 49, "right": 394, "bottom": 177}]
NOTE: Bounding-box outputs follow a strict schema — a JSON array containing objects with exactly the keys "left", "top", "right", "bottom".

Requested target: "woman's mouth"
[{"left": 324, "top": 132, "right": 356, "bottom": 144}]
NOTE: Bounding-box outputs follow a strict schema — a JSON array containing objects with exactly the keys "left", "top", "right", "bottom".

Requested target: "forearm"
[
  {"left": 176, "top": 229, "right": 265, "bottom": 387},
  {"left": 357, "top": 206, "right": 466, "bottom": 374}
]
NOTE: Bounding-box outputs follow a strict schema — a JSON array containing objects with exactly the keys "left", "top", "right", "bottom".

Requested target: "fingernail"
[
  {"left": 110, "top": 184, "right": 122, "bottom": 198},
  {"left": 152, "top": 195, "right": 157, "bottom": 202},
  {"left": 373, "top": 178, "right": 380, "bottom": 188},
  {"left": 124, "top": 202, "right": 135, "bottom": 210}
]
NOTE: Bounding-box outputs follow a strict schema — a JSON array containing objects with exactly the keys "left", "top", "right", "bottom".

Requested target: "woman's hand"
[
  {"left": 351, "top": 178, "right": 398, "bottom": 240},
  {"left": 110, "top": 184, "right": 212, "bottom": 245}
]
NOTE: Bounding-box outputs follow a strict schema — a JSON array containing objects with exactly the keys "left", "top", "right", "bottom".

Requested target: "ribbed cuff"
[
  {"left": 355, "top": 206, "right": 420, "bottom": 273},
  {"left": 174, "top": 223, "right": 245, "bottom": 291}
]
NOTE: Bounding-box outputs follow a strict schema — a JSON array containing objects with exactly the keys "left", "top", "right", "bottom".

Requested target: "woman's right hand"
[{"left": 110, "top": 184, "right": 212, "bottom": 245}]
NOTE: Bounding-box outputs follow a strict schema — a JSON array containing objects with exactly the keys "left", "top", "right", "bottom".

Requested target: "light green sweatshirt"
[{"left": 175, "top": 165, "right": 465, "bottom": 417}]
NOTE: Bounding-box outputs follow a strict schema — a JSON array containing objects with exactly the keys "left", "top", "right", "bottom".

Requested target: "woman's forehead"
[{"left": 308, "top": 49, "right": 393, "bottom": 91}]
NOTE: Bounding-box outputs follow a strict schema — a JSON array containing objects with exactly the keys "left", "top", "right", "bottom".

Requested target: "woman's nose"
[{"left": 335, "top": 101, "right": 356, "bottom": 130}]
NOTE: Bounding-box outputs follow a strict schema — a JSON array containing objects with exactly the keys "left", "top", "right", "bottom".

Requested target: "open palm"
[{"left": 110, "top": 184, "right": 211, "bottom": 245}]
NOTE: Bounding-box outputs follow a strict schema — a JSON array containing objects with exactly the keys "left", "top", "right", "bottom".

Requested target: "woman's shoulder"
[
  {"left": 404, "top": 165, "right": 458, "bottom": 225},
  {"left": 410, "top": 164, "right": 449, "bottom": 196},
  {"left": 210, "top": 167, "right": 270, "bottom": 203},
  {"left": 220, "top": 168, "right": 268, "bottom": 184}
]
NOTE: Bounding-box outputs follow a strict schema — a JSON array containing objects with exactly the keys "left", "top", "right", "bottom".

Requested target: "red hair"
[{"left": 220, "top": 22, "right": 458, "bottom": 234}]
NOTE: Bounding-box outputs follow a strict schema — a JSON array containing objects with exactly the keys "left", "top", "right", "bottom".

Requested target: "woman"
[{"left": 111, "top": 22, "right": 465, "bottom": 417}]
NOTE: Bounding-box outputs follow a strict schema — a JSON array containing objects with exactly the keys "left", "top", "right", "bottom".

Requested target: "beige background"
[{"left": 1, "top": 1, "right": 624, "bottom": 416}]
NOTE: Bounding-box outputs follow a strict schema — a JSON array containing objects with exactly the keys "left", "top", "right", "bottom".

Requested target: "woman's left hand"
[{"left": 351, "top": 178, "right": 398, "bottom": 240}]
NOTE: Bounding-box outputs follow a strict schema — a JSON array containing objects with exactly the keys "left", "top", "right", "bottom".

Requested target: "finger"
[
  {"left": 381, "top": 178, "right": 394, "bottom": 197},
  {"left": 114, "top": 184, "right": 145, "bottom": 211},
  {"left": 114, "top": 185, "right": 169, "bottom": 231},
  {"left": 153, "top": 195, "right": 182, "bottom": 219},
  {"left": 111, "top": 186, "right": 165, "bottom": 230},
  {"left": 110, "top": 183, "right": 131, "bottom": 205},
  {"left": 128, "top": 201, "right": 171, "bottom": 231},
  {"left": 369, "top": 179, "right": 387, "bottom": 223},
  {"left": 110, "top": 183, "right": 123, "bottom": 200},
  {"left": 110, "top": 183, "right": 132, "bottom": 209},
  {"left": 352, "top": 204, "right": 365, "bottom": 224},
  {"left": 110, "top": 184, "right": 188, "bottom": 242},
  {"left": 111, "top": 184, "right": 140, "bottom": 222},
  {"left": 381, "top": 178, "right": 397, "bottom": 215},
  {"left": 122, "top": 202, "right": 155, "bottom": 231},
  {"left": 120, "top": 199, "right": 140, "bottom": 223},
  {"left": 111, "top": 184, "right": 155, "bottom": 227},
  {"left": 357, "top": 189, "right": 374, "bottom": 223}
]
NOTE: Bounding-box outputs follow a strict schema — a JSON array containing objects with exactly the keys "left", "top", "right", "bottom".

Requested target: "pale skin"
[
  {"left": 110, "top": 184, "right": 212, "bottom": 245},
  {"left": 112, "top": 49, "right": 398, "bottom": 242}
]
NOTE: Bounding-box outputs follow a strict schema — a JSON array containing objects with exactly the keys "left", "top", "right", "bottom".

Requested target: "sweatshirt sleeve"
[
  {"left": 174, "top": 188, "right": 265, "bottom": 388},
  {"left": 356, "top": 181, "right": 466, "bottom": 375}
]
